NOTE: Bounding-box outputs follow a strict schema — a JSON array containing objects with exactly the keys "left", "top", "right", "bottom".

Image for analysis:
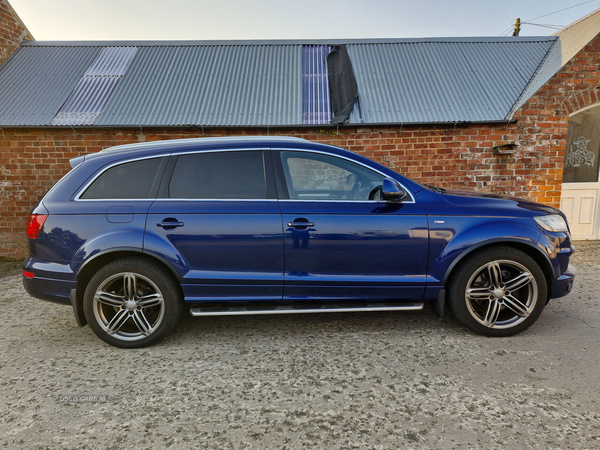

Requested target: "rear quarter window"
[{"left": 80, "top": 157, "right": 163, "bottom": 199}]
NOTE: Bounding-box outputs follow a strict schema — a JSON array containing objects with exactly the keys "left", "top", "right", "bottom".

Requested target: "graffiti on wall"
[{"left": 565, "top": 136, "right": 595, "bottom": 168}]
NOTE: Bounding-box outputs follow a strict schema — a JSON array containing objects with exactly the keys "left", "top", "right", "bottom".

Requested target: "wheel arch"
[
  {"left": 74, "top": 250, "right": 183, "bottom": 309},
  {"left": 442, "top": 239, "right": 554, "bottom": 300}
]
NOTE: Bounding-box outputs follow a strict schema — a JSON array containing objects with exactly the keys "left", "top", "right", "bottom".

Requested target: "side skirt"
[{"left": 190, "top": 302, "right": 424, "bottom": 317}]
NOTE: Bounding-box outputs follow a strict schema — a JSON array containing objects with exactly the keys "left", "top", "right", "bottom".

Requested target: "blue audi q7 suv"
[{"left": 23, "top": 137, "right": 575, "bottom": 348}]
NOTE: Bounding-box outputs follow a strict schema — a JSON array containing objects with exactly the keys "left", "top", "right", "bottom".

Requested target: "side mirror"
[{"left": 382, "top": 178, "right": 407, "bottom": 201}]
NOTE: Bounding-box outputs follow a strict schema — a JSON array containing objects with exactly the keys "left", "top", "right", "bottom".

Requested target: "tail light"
[{"left": 26, "top": 214, "right": 48, "bottom": 239}]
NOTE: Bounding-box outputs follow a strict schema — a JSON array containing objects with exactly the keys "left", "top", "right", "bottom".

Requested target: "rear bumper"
[
  {"left": 22, "top": 257, "right": 76, "bottom": 305},
  {"left": 550, "top": 264, "right": 575, "bottom": 299}
]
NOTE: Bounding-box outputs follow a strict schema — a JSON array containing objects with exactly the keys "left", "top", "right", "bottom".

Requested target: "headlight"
[{"left": 534, "top": 214, "right": 569, "bottom": 232}]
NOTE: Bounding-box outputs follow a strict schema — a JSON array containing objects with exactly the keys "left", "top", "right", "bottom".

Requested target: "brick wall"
[
  {"left": 0, "top": 121, "right": 553, "bottom": 259},
  {"left": 0, "top": 0, "right": 33, "bottom": 65},
  {"left": 1, "top": 34, "right": 600, "bottom": 259}
]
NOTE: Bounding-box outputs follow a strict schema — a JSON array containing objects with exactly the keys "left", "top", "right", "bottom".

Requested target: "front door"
[{"left": 275, "top": 149, "right": 429, "bottom": 302}]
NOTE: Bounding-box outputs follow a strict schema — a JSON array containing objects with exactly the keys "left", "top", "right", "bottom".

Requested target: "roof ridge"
[{"left": 20, "top": 36, "right": 558, "bottom": 48}]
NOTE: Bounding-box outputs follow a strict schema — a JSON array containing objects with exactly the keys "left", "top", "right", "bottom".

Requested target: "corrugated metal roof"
[
  {"left": 0, "top": 46, "right": 101, "bottom": 126},
  {"left": 51, "top": 47, "right": 138, "bottom": 125},
  {"left": 0, "top": 36, "right": 575, "bottom": 127},
  {"left": 97, "top": 44, "right": 302, "bottom": 126},
  {"left": 346, "top": 39, "right": 555, "bottom": 124}
]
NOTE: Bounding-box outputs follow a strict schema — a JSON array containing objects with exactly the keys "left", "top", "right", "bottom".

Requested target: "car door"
[
  {"left": 275, "top": 149, "right": 428, "bottom": 302},
  {"left": 144, "top": 148, "right": 284, "bottom": 302}
]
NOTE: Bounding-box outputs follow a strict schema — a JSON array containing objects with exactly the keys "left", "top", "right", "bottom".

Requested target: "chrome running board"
[{"left": 189, "top": 303, "right": 424, "bottom": 317}]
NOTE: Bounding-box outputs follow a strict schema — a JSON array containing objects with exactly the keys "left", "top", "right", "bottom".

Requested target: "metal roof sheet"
[
  {"left": 346, "top": 39, "right": 555, "bottom": 124},
  {"left": 96, "top": 44, "right": 302, "bottom": 127},
  {"left": 0, "top": 46, "right": 101, "bottom": 126}
]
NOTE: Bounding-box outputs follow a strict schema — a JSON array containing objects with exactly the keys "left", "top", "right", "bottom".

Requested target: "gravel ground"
[
  {"left": 0, "top": 259, "right": 23, "bottom": 278},
  {"left": 1, "top": 244, "right": 599, "bottom": 450}
]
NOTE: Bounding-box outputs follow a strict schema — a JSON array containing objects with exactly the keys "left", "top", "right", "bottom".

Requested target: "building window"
[{"left": 564, "top": 104, "right": 600, "bottom": 183}]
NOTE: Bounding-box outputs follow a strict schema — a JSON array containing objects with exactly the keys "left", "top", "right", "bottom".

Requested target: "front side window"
[
  {"left": 168, "top": 150, "right": 267, "bottom": 199},
  {"left": 81, "top": 157, "right": 163, "bottom": 199},
  {"left": 280, "top": 151, "right": 384, "bottom": 200}
]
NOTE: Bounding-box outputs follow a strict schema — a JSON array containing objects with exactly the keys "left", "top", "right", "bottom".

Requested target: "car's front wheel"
[
  {"left": 447, "top": 247, "right": 547, "bottom": 337},
  {"left": 83, "top": 257, "right": 183, "bottom": 348}
]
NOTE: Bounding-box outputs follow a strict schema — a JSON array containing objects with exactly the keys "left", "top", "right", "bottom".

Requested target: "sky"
[{"left": 8, "top": 0, "right": 600, "bottom": 41}]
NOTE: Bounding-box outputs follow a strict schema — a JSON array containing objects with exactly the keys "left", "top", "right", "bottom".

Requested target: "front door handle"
[
  {"left": 288, "top": 221, "right": 315, "bottom": 228},
  {"left": 157, "top": 220, "right": 185, "bottom": 229}
]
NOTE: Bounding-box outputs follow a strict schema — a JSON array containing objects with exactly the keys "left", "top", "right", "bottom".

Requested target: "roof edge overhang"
[
  {"left": 0, "top": 119, "right": 518, "bottom": 130},
  {"left": 505, "top": 37, "right": 559, "bottom": 119}
]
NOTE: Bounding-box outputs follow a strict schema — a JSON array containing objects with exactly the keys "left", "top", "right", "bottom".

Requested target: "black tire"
[
  {"left": 447, "top": 246, "right": 547, "bottom": 337},
  {"left": 83, "top": 257, "right": 183, "bottom": 348}
]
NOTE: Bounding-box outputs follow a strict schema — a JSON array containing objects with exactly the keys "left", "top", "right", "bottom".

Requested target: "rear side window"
[
  {"left": 168, "top": 151, "right": 266, "bottom": 199},
  {"left": 81, "top": 157, "right": 163, "bottom": 199}
]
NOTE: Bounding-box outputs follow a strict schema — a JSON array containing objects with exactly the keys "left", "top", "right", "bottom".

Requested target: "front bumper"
[
  {"left": 550, "top": 264, "right": 575, "bottom": 299},
  {"left": 536, "top": 229, "right": 575, "bottom": 300}
]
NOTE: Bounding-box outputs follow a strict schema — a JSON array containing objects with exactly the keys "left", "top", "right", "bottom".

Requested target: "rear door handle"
[
  {"left": 288, "top": 221, "right": 315, "bottom": 228},
  {"left": 157, "top": 220, "right": 184, "bottom": 229}
]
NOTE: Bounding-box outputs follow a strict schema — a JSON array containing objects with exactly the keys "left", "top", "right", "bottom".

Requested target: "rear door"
[
  {"left": 274, "top": 149, "right": 429, "bottom": 302},
  {"left": 144, "top": 149, "right": 284, "bottom": 302}
]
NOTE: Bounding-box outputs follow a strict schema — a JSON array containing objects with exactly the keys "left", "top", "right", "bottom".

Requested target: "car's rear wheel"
[
  {"left": 447, "top": 247, "right": 547, "bottom": 337},
  {"left": 83, "top": 257, "right": 183, "bottom": 348}
]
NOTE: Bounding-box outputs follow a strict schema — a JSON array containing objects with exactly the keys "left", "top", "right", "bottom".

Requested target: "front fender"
[{"left": 427, "top": 216, "right": 545, "bottom": 285}]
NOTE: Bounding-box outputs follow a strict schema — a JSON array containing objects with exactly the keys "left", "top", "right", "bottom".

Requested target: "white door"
[
  {"left": 560, "top": 104, "right": 600, "bottom": 240},
  {"left": 561, "top": 184, "right": 598, "bottom": 239}
]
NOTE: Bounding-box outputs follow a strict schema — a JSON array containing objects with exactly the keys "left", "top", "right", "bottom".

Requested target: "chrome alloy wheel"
[
  {"left": 92, "top": 272, "right": 165, "bottom": 341},
  {"left": 465, "top": 260, "right": 538, "bottom": 329}
]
